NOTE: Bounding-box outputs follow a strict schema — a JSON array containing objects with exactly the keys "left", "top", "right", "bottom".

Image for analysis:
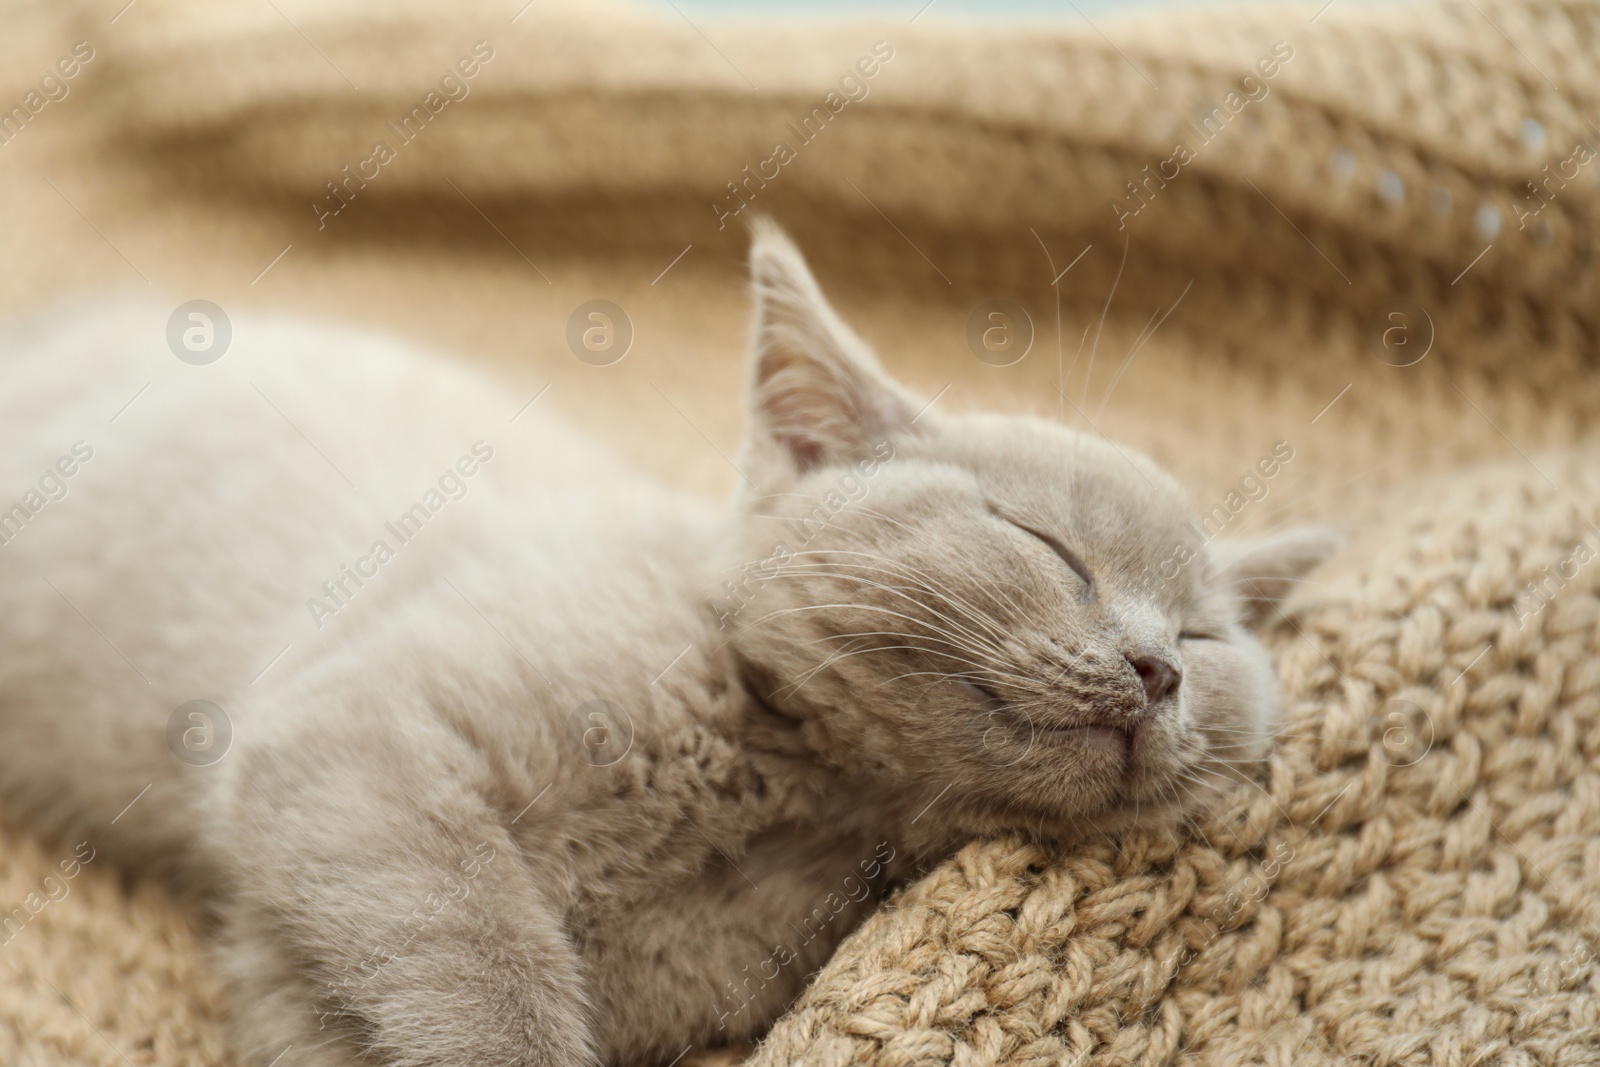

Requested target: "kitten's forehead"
[{"left": 916, "top": 414, "right": 1200, "bottom": 595}]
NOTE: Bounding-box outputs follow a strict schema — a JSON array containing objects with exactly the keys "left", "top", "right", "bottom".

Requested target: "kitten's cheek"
[
  {"left": 1167, "top": 687, "right": 1197, "bottom": 733},
  {"left": 1216, "top": 636, "right": 1282, "bottom": 760},
  {"left": 1240, "top": 637, "right": 1284, "bottom": 741},
  {"left": 1177, "top": 636, "right": 1279, "bottom": 762}
]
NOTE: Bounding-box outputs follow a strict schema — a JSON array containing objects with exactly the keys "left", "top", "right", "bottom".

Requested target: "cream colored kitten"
[{"left": 0, "top": 224, "right": 1334, "bottom": 1066}]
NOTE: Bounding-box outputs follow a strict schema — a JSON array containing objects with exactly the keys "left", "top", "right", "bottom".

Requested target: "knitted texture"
[
  {"left": 0, "top": 826, "right": 229, "bottom": 1066},
  {"left": 0, "top": 0, "right": 1597, "bottom": 1064},
  {"left": 85, "top": 0, "right": 1600, "bottom": 387}
]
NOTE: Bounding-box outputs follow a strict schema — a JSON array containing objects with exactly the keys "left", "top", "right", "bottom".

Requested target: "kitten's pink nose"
[{"left": 1128, "top": 654, "right": 1180, "bottom": 706}]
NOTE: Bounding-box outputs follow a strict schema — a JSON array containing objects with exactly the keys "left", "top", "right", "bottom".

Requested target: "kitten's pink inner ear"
[
  {"left": 756, "top": 355, "right": 833, "bottom": 471},
  {"left": 755, "top": 335, "right": 906, "bottom": 471},
  {"left": 745, "top": 220, "right": 915, "bottom": 473},
  {"left": 789, "top": 438, "right": 824, "bottom": 471}
]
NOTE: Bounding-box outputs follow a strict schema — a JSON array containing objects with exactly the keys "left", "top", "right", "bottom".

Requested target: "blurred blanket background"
[{"left": 1, "top": 0, "right": 1598, "bottom": 1063}]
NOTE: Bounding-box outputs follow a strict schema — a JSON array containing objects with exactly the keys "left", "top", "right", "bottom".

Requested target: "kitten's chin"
[
  {"left": 1025, "top": 722, "right": 1138, "bottom": 770},
  {"left": 932, "top": 758, "right": 1237, "bottom": 843},
  {"left": 1037, "top": 732, "right": 1267, "bottom": 839}
]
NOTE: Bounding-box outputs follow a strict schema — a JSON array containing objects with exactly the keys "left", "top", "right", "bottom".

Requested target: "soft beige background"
[{"left": 0, "top": 0, "right": 1596, "bottom": 1063}]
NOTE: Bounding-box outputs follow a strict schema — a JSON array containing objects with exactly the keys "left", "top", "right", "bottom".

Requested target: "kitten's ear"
[
  {"left": 743, "top": 219, "right": 916, "bottom": 476},
  {"left": 1211, "top": 526, "right": 1342, "bottom": 626}
]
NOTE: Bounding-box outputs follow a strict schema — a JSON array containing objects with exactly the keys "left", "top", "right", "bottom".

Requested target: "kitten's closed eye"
[{"left": 991, "top": 510, "right": 1096, "bottom": 602}]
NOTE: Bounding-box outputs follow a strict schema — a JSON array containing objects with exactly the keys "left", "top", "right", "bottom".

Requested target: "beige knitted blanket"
[{"left": 1, "top": 0, "right": 1597, "bottom": 1064}]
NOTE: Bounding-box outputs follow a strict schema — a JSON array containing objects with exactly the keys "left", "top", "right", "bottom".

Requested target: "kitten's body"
[
  {"left": 0, "top": 229, "right": 1334, "bottom": 1066},
  {"left": 0, "top": 299, "right": 905, "bottom": 1063}
]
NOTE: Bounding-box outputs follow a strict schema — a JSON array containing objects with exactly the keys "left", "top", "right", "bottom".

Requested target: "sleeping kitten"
[{"left": 0, "top": 222, "right": 1334, "bottom": 1067}]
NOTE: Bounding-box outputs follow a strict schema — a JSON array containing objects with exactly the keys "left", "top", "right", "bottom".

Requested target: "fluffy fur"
[{"left": 0, "top": 224, "right": 1335, "bottom": 1066}]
